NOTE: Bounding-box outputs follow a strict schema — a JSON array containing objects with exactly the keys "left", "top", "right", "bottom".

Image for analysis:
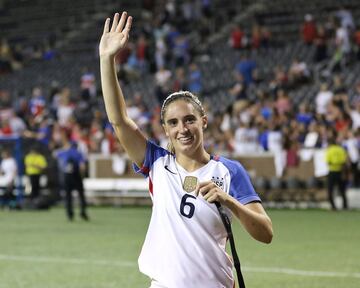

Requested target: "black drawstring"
[{"left": 215, "top": 202, "right": 245, "bottom": 288}]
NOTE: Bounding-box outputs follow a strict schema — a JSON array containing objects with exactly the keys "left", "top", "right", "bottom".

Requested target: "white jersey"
[{"left": 134, "top": 141, "right": 261, "bottom": 288}]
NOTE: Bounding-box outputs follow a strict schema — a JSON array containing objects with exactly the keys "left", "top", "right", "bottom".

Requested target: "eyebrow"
[{"left": 165, "top": 114, "right": 197, "bottom": 124}]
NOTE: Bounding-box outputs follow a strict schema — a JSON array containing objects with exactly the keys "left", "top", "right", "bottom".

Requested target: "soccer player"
[{"left": 99, "top": 12, "right": 273, "bottom": 288}]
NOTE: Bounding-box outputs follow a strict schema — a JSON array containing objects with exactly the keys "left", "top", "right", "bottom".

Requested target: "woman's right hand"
[{"left": 99, "top": 12, "right": 132, "bottom": 58}]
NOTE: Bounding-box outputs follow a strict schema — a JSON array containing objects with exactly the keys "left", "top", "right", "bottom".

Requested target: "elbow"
[
  {"left": 264, "top": 220, "right": 274, "bottom": 244},
  {"left": 256, "top": 227, "right": 273, "bottom": 244},
  {"left": 263, "top": 228, "right": 273, "bottom": 244},
  {"left": 259, "top": 220, "right": 274, "bottom": 244}
]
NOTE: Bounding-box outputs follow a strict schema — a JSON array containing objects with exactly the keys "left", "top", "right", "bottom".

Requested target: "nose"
[{"left": 178, "top": 121, "right": 189, "bottom": 133}]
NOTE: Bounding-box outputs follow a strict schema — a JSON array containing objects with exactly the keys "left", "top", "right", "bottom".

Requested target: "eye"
[
  {"left": 184, "top": 116, "right": 196, "bottom": 124},
  {"left": 167, "top": 119, "right": 177, "bottom": 127}
]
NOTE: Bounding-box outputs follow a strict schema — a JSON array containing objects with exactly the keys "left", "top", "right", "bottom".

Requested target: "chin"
[{"left": 176, "top": 141, "right": 200, "bottom": 155}]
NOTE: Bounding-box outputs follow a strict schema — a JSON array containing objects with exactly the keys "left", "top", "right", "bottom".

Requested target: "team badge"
[
  {"left": 183, "top": 176, "right": 198, "bottom": 193},
  {"left": 211, "top": 176, "right": 224, "bottom": 190}
]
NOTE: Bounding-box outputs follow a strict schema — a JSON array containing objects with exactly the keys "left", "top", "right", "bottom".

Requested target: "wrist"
[{"left": 100, "top": 53, "right": 116, "bottom": 61}]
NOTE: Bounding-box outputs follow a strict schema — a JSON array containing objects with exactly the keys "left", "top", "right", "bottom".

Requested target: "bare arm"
[
  {"left": 197, "top": 181, "right": 273, "bottom": 244},
  {"left": 99, "top": 12, "right": 146, "bottom": 167}
]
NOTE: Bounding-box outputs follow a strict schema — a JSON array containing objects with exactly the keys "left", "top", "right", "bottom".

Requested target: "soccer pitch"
[{"left": 0, "top": 207, "right": 359, "bottom": 288}]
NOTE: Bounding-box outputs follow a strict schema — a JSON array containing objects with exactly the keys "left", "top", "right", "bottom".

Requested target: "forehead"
[{"left": 164, "top": 100, "right": 200, "bottom": 119}]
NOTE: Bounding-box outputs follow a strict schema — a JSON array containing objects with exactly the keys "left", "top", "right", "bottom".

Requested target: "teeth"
[{"left": 178, "top": 136, "right": 192, "bottom": 142}]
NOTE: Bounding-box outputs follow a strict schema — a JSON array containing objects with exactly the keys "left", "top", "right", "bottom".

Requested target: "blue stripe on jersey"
[
  {"left": 133, "top": 140, "right": 169, "bottom": 177},
  {"left": 216, "top": 156, "right": 261, "bottom": 205}
]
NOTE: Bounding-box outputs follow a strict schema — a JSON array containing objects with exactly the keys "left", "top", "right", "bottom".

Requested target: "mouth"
[{"left": 177, "top": 135, "right": 194, "bottom": 145}]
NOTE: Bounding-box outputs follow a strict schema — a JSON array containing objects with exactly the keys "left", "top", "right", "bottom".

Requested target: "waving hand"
[{"left": 99, "top": 12, "right": 132, "bottom": 57}]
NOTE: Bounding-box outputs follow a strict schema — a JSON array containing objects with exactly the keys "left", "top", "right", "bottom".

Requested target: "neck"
[{"left": 176, "top": 149, "right": 210, "bottom": 172}]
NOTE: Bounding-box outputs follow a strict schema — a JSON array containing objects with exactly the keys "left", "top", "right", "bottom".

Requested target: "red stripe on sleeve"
[
  {"left": 140, "top": 166, "right": 150, "bottom": 174},
  {"left": 149, "top": 177, "right": 153, "bottom": 195}
]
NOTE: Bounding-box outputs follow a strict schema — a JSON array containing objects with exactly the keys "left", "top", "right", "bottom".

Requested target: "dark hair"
[{"left": 160, "top": 91, "right": 205, "bottom": 124}]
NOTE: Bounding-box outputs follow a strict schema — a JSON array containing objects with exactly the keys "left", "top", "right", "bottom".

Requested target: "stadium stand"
[{"left": 1, "top": 0, "right": 360, "bottom": 208}]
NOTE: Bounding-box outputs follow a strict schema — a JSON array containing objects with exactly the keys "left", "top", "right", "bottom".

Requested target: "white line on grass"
[
  {"left": 243, "top": 266, "right": 360, "bottom": 279},
  {"left": 1, "top": 254, "right": 359, "bottom": 279},
  {"left": 0, "top": 254, "right": 136, "bottom": 267}
]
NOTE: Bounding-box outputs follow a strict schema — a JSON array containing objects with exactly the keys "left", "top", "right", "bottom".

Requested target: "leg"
[
  {"left": 327, "top": 173, "right": 336, "bottom": 210},
  {"left": 338, "top": 176, "right": 348, "bottom": 210},
  {"left": 30, "top": 175, "right": 40, "bottom": 199},
  {"left": 64, "top": 175, "right": 74, "bottom": 220},
  {"left": 75, "top": 175, "right": 88, "bottom": 220}
]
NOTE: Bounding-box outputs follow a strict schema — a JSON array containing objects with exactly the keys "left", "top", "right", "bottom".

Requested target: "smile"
[{"left": 177, "top": 135, "right": 194, "bottom": 144}]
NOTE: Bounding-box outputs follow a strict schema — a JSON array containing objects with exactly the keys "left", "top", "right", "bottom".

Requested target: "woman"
[{"left": 100, "top": 12, "right": 273, "bottom": 288}]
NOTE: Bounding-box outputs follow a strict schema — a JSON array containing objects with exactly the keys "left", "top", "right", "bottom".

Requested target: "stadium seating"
[{"left": 1, "top": 0, "right": 360, "bottom": 207}]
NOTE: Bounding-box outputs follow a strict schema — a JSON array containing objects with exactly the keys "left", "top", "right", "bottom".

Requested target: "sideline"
[{"left": 0, "top": 254, "right": 359, "bottom": 279}]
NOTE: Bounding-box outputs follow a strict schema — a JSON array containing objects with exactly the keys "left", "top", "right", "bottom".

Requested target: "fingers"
[
  {"left": 103, "top": 18, "right": 110, "bottom": 34},
  {"left": 195, "top": 180, "right": 212, "bottom": 196},
  {"left": 196, "top": 181, "right": 227, "bottom": 204},
  {"left": 124, "top": 16, "right": 133, "bottom": 33},
  {"left": 105, "top": 12, "right": 132, "bottom": 35},
  {"left": 204, "top": 193, "right": 219, "bottom": 203},
  {"left": 110, "top": 12, "right": 120, "bottom": 32},
  {"left": 116, "top": 11, "right": 128, "bottom": 33}
]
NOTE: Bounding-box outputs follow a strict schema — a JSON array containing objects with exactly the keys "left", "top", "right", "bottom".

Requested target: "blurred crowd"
[{"left": 0, "top": 3, "right": 359, "bottom": 190}]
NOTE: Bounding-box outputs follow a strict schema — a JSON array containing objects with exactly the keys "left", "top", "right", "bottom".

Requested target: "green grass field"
[{"left": 1, "top": 207, "right": 359, "bottom": 288}]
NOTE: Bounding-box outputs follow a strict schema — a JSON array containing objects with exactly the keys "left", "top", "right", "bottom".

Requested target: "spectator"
[
  {"left": 229, "top": 72, "right": 247, "bottom": 101},
  {"left": 0, "top": 149, "right": 18, "bottom": 207},
  {"left": 260, "top": 26, "right": 271, "bottom": 49},
  {"left": 55, "top": 130, "right": 89, "bottom": 221},
  {"left": 301, "top": 14, "right": 317, "bottom": 45},
  {"left": 172, "top": 67, "right": 187, "bottom": 92},
  {"left": 251, "top": 24, "right": 262, "bottom": 50},
  {"left": 288, "top": 58, "right": 310, "bottom": 86},
  {"left": 80, "top": 67, "right": 96, "bottom": 99},
  {"left": 155, "top": 66, "right": 172, "bottom": 104},
  {"left": 57, "top": 88, "right": 74, "bottom": 127},
  {"left": 350, "top": 100, "right": 360, "bottom": 130},
  {"left": 187, "top": 62, "right": 202, "bottom": 95},
  {"left": 314, "top": 25, "right": 328, "bottom": 62},
  {"left": 235, "top": 54, "right": 257, "bottom": 86},
  {"left": 296, "top": 103, "right": 313, "bottom": 127},
  {"left": 335, "top": 5, "right": 355, "bottom": 31},
  {"left": 275, "top": 89, "right": 291, "bottom": 116},
  {"left": 233, "top": 120, "right": 261, "bottom": 155},
  {"left": 315, "top": 83, "right": 333, "bottom": 115},
  {"left": 29, "top": 86, "right": 46, "bottom": 119},
  {"left": 230, "top": 24, "right": 244, "bottom": 50},
  {"left": 325, "top": 136, "right": 348, "bottom": 210},
  {"left": 24, "top": 146, "right": 48, "bottom": 200},
  {"left": 136, "top": 34, "right": 149, "bottom": 73},
  {"left": 343, "top": 130, "right": 360, "bottom": 187},
  {"left": 0, "top": 38, "right": 13, "bottom": 74}
]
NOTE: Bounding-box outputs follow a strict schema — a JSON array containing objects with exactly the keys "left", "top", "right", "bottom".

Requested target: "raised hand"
[{"left": 99, "top": 12, "right": 132, "bottom": 58}]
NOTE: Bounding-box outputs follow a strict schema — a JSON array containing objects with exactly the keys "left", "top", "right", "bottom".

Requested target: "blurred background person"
[
  {"left": 55, "top": 130, "right": 89, "bottom": 221},
  {"left": 24, "top": 145, "right": 48, "bottom": 201},
  {"left": 0, "top": 149, "right": 18, "bottom": 208},
  {"left": 325, "top": 135, "right": 348, "bottom": 210}
]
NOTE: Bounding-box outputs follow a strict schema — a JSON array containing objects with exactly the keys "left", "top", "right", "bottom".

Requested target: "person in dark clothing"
[{"left": 55, "top": 130, "right": 89, "bottom": 221}]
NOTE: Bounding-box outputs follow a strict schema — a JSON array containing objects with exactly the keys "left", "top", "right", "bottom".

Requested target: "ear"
[
  {"left": 202, "top": 115, "right": 208, "bottom": 130},
  {"left": 162, "top": 124, "right": 169, "bottom": 137}
]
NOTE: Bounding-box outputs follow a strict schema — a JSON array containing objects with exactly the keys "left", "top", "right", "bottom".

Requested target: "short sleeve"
[
  {"left": 133, "top": 140, "right": 169, "bottom": 177},
  {"left": 219, "top": 157, "right": 261, "bottom": 205}
]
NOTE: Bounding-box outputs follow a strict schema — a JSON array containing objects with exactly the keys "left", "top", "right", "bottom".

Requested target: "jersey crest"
[
  {"left": 183, "top": 176, "right": 198, "bottom": 193},
  {"left": 211, "top": 176, "right": 224, "bottom": 190}
]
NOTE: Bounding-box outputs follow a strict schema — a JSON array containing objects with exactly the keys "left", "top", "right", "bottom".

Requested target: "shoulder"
[
  {"left": 213, "top": 155, "right": 248, "bottom": 177},
  {"left": 146, "top": 140, "right": 170, "bottom": 159}
]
